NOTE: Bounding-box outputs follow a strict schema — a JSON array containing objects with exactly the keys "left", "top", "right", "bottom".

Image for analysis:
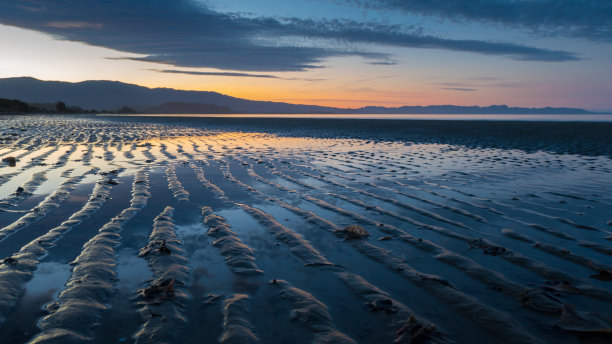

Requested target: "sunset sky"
[{"left": 0, "top": 0, "right": 611, "bottom": 110}]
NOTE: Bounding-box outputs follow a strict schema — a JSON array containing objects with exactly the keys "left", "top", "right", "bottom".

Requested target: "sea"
[{"left": 116, "top": 113, "right": 612, "bottom": 122}]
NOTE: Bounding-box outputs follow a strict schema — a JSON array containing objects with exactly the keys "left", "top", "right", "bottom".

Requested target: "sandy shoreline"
[
  {"left": 0, "top": 115, "right": 610, "bottom": 343},
  {"left": 99, "top": 115, "right": 612, "bottom": 157}
]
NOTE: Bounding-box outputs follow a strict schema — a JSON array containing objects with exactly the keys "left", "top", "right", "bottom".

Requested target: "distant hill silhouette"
[
  {"left": 144, "top": 102, "right": 233, "bottom": 114},
  {"left": 0, "top": 77, "right": 335, "bottom": 114},
  {"left": 351, "top": 105, "right": 596, "bottom": 114},
  {"left": 0, "top": 77, "right": 598, "bottom": 114}
]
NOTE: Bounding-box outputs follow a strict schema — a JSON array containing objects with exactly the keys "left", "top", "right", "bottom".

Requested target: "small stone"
[
  {"left": 2, "top": 257, "right": 18, "bottom": 264},
  {"left": 159, "top": 240, "right": 171, "bottom": 254},
  {"left": 2, "top": 156, "right": 17, "bottom": 167},
  {"left": 590, "top": 270, "right": 612, "bottom": 281},
  {"left": 342, "top": 225, "right": 370, "bottom": 239},
  {"left": 204, "top": 294, "right": 220, "bottom": 304}
]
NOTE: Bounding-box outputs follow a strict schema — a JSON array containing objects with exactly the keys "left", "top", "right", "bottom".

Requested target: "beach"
[{"left": 0, "top": 114, "right": 611, "bottom": 344}]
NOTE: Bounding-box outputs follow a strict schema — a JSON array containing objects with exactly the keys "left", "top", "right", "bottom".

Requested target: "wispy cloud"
[
  {"left": 434, "top": 79, "right": 525, "bottom": 89},
  {"left": 442, "top": 87, "right": 476, "bottom": 92},
  {"left": 106, "top": 57, "right": 176, "bottom": 64},
  {"left": 153, "top": 68, "right": 327, "bottom": 82},
  {"left": 338, "top": 0, "right": 612, "bottom": 41},
  {"left": 284, "top": 18, "right": 578, "bottom": 62},
  {"left": 46, "top": 21, "right": 102, "bottom": 29},
  {"left": 152, "top": 69, "right": 280, "bottom": 78},
  {"left": 0, "top": 0, "right": 580, "bottom": 73},
  {"left": 366, "top": 60, "right": 397, "bottom": 65},
  {"left": 283, "top": 77, "right": 328, "bottom": 82}
]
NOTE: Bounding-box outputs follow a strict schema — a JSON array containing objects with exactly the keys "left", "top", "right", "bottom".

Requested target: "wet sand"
[{"left": 0, "top": 115, "right": 611, "bottom": 344}]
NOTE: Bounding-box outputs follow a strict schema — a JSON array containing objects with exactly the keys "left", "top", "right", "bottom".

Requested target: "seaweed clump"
[
  {"left": 342, "top": 225, "right": 370, "bottom": 239},
  {"left": 138, "top": 277, "right": 176, "bottom": 300},
  {"left": 2, "top": 156, "right": 16, "bottom": 167},
  {"left": 395, "top": 316, "right": 445, "bottom": 344}
]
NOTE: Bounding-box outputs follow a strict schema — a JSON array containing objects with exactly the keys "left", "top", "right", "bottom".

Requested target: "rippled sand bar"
[{"left": 0, "top": 115, "right": 611, "bottom": 344}]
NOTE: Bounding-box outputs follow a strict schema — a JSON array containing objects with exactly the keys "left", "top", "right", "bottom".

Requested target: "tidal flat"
[{"left": 0, "top": 115, "right": 611, "bottom": 344}]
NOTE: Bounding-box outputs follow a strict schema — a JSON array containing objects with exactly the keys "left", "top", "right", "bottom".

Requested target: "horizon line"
[{"left": 1, "top": 76, "right": 610, "bottom": 113}]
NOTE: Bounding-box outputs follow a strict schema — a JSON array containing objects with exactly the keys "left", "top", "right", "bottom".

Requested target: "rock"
[
  {"left": 159, "top": 240, "right": 172, "bottom": 254},
  {"left": 471, "top": 238, "right": 506, "bottom": 255},
  {"left": 138, "top": 240, "right": 171, "bottom": 257},
  {"left": 100, "top": 169, "right": 119, "bottom": 176},
  {"left": 366, "top": 298, "right": 399, "bottom": 314},
  {"left": 139, "top": 278, "right": 175, "bottom": 300},
  {"left": 590, "top": 269, "right": 612, "bottom": 281},
  {"left": 204, "top": 294, "right": 220, "bottom": 304},
  {"left": 2, "top": 156, "right": 17, "bottom": 167},
  {"left": 1, "top": 257, "right": 18, "bottom": 265},
  {"left": 395, "top": 316, "right": 444, "bottom": 344},
  {"left": 341, "top": 225, "right": 370, "bottom": 239}
]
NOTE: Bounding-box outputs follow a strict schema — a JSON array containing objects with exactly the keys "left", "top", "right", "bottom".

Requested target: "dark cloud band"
[
  {"left": 340, "top": 0, "right": 612, "bottom": 41},
  {"left": 152, "top": 69, "right": 280, "bottom": 78},
  {"left": 0, "top": 0, "right": 580, "bottom": 72}
]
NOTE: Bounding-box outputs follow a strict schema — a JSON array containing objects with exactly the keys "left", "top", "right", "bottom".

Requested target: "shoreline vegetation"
[{"left": 0, "top": 98, "right": 136, "bottom": 115}]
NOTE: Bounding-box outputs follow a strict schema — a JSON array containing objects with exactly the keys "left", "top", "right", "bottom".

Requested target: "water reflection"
[
  {"left": 119, "top": 113, "right": 612, "bottom": 122},
  {"left": 115, "top": 247, "right": 153, "bottom": 292}
]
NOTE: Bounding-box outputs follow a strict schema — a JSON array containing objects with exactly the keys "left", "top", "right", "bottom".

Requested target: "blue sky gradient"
[{"left": 0, "top": 0, "right": 610, "bottom": 110}]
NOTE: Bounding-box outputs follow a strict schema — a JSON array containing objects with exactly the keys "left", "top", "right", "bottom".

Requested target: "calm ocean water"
[{"left": 119, "top": 113, "right": 612, "bottom": 122}]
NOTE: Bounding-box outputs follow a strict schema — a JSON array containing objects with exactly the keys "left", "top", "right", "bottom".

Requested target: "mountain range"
[{"left": 0, "top": 77, "right": 598, "bottom": 114}]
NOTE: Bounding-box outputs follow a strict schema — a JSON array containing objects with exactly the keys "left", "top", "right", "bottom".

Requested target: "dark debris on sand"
[
  {"left": 138, "top": 277, "right": 176, "bottom": 301},
  {"left": 395, "top": 316, "right": 448, "bottom": 344},
  {"left": 341, "top": 224, "right": 370, "bottom": 239},
  {"left": 1, "top": 156, "right": 17, "bottom": 167}
]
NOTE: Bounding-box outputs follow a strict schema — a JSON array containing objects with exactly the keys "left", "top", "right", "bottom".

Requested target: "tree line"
[{"left": 0, "top": 98, "right": 137, "bottom": 114}]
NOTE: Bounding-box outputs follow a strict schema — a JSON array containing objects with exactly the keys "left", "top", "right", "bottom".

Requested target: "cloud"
[
  {"left": 0, "top": 0, "right": 580, "bottom": 72},
  {"left": 442, "top": 87, "right": 476, "bottom": 91},
  {"left": 366, "top": 60, "right": 397, "bottom": 65},
  {"left": 106, "top": 57, "right": 177, "bottom": 64},
  {"left": 339, "top": 0, "right": 612, "bottom": 41},
  {"left": 434, "top": 79, "right": 525, "bottom": 88},
  {"left": 285, "top": 18, "right": 578, "bottom": 61},
  {"left": 46, "top": 21, "right": 102, "bottom": 29},
  {"left": 153, "top": 68, "right": 327, "bottom": 81},
  {"left": 283, "top": 77, "right": 328, "bottom": 82},
  {"left": 152, "top": 69, "right": 280, "bottom": 78}
]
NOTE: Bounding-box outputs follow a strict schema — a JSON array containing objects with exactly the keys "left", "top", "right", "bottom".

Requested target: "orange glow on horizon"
[
  {"left": 131, "top": 78, "right": 444, "bottom": 109},
  {"left": 130, "top": 80, "right": 489, "bottom": 109}
]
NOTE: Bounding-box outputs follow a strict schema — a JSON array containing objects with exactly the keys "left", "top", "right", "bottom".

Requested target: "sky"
[{"left": 0, "top": 0, "right": 611, "bottom": 111}]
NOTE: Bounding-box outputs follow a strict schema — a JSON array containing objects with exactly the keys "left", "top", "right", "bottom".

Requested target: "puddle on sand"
[
  {"left": 93, "top": 247, "right": 154, "bottom": 344},
  {"left": 115, "top": 247, "right": 153, "bottom": 293},
  {"left": 0, "top": 261, "right": 71, "bottom": 343}
]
